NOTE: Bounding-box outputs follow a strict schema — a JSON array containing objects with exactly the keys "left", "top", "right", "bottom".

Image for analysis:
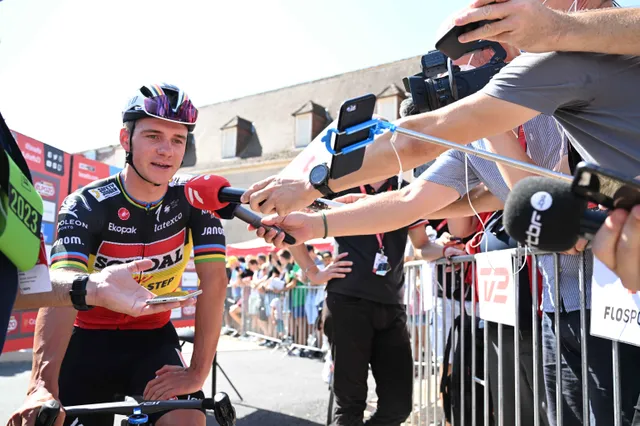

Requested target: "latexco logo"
[
  {"left": 154, "top": 213, "right": 183, "bottom": 232},
  {"left": 108, "top": 222, "right": 137, "bottom": 235}
]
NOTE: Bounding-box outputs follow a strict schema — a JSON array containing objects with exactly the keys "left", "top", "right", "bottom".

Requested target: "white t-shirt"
[{"left": 270, "top": 297, "right": 283, "bottom": 320}]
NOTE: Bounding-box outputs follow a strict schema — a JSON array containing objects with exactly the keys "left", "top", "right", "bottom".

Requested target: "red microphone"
[{"left": 185, "top": 174, "right": 297, "bottom": 245}]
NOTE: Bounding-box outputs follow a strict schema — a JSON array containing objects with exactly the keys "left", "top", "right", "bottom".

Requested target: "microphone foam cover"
[
  {"left": 503, "top": 176, "right": 587, "bottom": 252},
  {"left": 184, "top": 174, "right": 231, "bottom": 212},
  {"left": 399, "top": 98, "right": 419, "bottom": 118}
]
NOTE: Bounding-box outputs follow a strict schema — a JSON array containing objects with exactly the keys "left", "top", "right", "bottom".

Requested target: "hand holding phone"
[
  {"left": 571, "top": 162, "right": 640, "bottom": 211},
  {"left": 435, "top": 19, "right": 498, "bottom": 60},
  {"left": 146, "top": 290, "right": 203, "bottom": 305}
]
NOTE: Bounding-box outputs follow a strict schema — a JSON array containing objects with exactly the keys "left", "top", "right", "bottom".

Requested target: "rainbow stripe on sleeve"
[
  {"left": 50, "top": 251, "right": 90, "bottom": 272},
  {"left": 193, "top": 243, "right": 226, "bottom": 264}
]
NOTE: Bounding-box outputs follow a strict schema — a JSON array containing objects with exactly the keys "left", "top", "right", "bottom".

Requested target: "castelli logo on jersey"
[{"left": 118, "top": 207, "right": 130, "bottom": 221}]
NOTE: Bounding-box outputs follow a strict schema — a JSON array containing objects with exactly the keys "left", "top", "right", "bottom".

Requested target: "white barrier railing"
[{"left": 403, "top": 248, "right": 637, "bottom": 426}]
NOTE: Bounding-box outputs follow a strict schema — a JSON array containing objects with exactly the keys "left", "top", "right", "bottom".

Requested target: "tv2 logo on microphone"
[{"left": 475, "top": 251, "right": 517, "bottom": 326}]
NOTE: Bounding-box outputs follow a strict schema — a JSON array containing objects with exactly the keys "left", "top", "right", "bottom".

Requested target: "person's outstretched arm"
[{"left": 455, "top": 0, "right": 640, "bottom": 55}]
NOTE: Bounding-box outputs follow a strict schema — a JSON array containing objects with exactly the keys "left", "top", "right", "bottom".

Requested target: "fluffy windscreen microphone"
[
  {"left": 185, "top": 174, "right": 297, "bottom": 245},
  {"left": 503, "top": 176, "right": 608, "bottom": 252},
  {"left": 399, "top": 98, "right": 419, "bottom": 118}
]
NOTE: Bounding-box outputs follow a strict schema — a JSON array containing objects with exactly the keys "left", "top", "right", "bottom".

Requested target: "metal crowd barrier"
[
  {"left": 403, "top": 247, "right": 635, "bottom": 426},
  {"left": 224, "top": 284, "right": 327, "bottom": 354}
]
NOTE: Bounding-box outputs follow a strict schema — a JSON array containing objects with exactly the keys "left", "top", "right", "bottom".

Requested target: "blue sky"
[{"left": 0, "top": 0, "right": 638, "bottom": 153}]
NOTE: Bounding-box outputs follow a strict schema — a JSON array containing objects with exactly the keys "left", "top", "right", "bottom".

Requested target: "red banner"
[
  {"left": 12, "top": 131, "right": 71, "bottom": 248},
  {"left": 70, "top": 154, "right": 113, "bottom": 191}
]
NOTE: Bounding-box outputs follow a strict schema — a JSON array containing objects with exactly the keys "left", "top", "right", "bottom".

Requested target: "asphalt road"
[{"left": 0, "top": 335, "right": 377, "bottom": 426}]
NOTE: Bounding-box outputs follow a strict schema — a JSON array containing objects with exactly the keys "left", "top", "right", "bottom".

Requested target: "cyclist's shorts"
[{"left": 59, "top": 321, "right": 205, "bottom": 426}]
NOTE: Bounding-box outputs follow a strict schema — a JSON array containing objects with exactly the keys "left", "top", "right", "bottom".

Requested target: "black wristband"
[{"left": 70, "top": 274, "right": 94, "bottom": 311}]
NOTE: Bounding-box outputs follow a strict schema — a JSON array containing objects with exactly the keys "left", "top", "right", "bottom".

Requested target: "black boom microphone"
[{"left": 503, "top": 176, "right": 608, "bottom": 252}]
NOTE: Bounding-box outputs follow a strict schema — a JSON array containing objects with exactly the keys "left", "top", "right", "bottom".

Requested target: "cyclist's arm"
[
  {"left": 13, "top": 269, "right": 100, "bottom": 310},
  {"left": 189, "top": 211, "right": 228, "bottom": 383},
  {"left": 28, "top": 303, "right": 77, "bottom": 399},
  {"left": 28, "top": 192, "right": 100, "bottom": 398}
]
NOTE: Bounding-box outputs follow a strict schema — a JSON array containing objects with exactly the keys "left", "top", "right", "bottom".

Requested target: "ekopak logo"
[{"left": 478, "top": 267, "right": 510, "bottom": 304}]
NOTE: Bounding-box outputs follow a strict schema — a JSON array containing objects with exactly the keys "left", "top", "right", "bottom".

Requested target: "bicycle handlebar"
[{"left": 35, "top": 393, "right": 236, "bottom": 426}]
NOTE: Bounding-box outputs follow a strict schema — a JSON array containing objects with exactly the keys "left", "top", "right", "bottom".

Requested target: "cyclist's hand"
[
  {"left": 7, "top": 386, "right": 65, "bottom": 426},
  {"left": 144, "top": 365, "right": 204, "bottom": 401},
  {"left": 86, "top": 259, "right": 183, "bottom": 317}
]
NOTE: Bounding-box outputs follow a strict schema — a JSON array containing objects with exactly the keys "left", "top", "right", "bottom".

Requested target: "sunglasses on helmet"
[{"left": 142, "top": 95, "right": 198, "bottom": 125}]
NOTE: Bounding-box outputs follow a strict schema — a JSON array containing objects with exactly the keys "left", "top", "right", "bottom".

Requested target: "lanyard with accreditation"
[{"left": 360, "top": 185, "right": 392, "bottom": 276}]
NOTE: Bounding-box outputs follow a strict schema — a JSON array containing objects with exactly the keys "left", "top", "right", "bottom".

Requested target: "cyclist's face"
[{"left": 123, "top": 118, "right": 188, "bottom": 182}]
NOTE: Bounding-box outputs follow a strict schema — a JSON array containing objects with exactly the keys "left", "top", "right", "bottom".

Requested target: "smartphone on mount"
[
  {"left": 329, "top": 94, "right": 377, "bottom": 180},
  {"left": 146, "top": 289, "right": 203, "bottom": 305},
  {"left": 571, "top": 162, "right": 640, "bottom": 211}
]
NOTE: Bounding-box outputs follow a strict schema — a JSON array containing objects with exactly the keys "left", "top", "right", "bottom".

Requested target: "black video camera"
[{"left": 402, "top": 40, "right": 507, "bottom": 113}]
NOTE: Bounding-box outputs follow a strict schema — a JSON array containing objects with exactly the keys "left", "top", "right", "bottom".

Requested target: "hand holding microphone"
[
  {"left": 503, "top": 176, "right": 608, "bottom": 252},
  {"left": 184, "top": 175, "right": 298, "bottom": 245},
  {"left": 503, "top": 176, "right": 640, "bottom": 292}
]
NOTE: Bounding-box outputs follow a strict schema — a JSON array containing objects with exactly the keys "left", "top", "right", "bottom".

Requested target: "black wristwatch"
[
  {"left": 70, "top": 274, "right": 94, "bottom": 311},
  {"left": 309, "top": 163, "right": 333, "bottom": 197}
]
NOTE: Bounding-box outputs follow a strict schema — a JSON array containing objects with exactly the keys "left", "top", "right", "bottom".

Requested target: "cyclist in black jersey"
[{"left": 24, "top": 83, "right": 230, "bottom": 426}]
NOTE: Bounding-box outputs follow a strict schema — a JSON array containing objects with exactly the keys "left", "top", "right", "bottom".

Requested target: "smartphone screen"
[
  {"left": 146, "top": 290, "right": 202, "bottom": 305},
  {"left": 329, "top": 94, "right": 377, "bottom": 180}
]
